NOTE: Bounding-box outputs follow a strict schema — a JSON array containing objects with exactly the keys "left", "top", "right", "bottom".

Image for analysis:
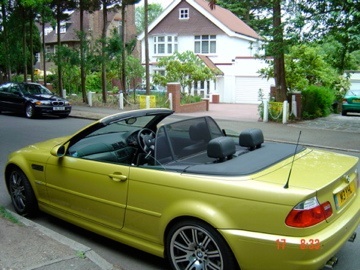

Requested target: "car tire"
[
  {"left": 166, "top": 219, "right": 239, "bottom": 270},
  {"left": 341, "top": 110, "right": 347, "bottom": 116},
  {"left": 25, "top": 103, "right": 36, "bottom": 118},
  {"left": 8, "top": 168, "right": 38, "bottom": 217}
]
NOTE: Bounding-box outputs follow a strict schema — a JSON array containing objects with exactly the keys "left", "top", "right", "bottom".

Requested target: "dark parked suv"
[{"left": 0, "top": 82, "right": 71, "bottom": 118}]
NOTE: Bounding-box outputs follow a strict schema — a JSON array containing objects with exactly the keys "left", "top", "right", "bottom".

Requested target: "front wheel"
[
  {"left": 166, "top": 219, "right": 239, "bottom": 270},
  {"left": 8, "top": 168, "right": 38, "bottom": 217},
  {"left": 25, "top": 103, "right": 36, "bottom": 118}
]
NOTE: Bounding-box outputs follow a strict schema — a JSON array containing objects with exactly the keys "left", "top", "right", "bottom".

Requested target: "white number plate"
[{"left": 53, "top": 107, "right": 65, "bottom": 111}]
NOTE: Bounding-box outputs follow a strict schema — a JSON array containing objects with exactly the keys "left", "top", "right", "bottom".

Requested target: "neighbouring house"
[
  {"left": 138, "top": 0, "right": 274, "bottom": 104},
  {"left": 35, "top": 5, "right": 137, "bottom": 74}
]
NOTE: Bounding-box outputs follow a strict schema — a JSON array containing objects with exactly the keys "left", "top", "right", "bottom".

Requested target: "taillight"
[{"left": 286, "top": 197, "right": 333, "bottom": 228}]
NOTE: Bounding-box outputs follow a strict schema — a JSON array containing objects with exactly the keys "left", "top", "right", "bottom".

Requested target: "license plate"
[
  {"left": 334, "top": 181, "right": 355, "bottom": 209},
  {"left": 53, "top": 107, "right": 65, "bottom": 111}
]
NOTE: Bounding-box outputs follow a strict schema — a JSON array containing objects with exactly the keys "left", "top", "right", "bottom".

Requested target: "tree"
[
  {"left": 215, "top": 0, "right": 272, "bottom": 35},
  {"left": 208, "top": 0, "right": 287, "bottom": 101},
  {"left": 135, "top": 3, "right": 162, "bottom": 34},
  {"left": 153, "top": 51, "right": 219, "bottom": 93},
  {"left": 284, "top": 44, "right": 337, "bottom": 91},
  {"left": 287, "top": 0, "right": 360, "bottom": 74},
  {"left": 120, "top": 0, "right": 141, "bottom": 96},
  {"left": 50, "top": 0, "right": 77, "bottom": 96}
]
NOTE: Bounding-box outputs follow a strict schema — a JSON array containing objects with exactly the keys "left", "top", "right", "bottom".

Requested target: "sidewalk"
[
  {"left": 0, "top": 209, "right": 120, "bottom": 270},
  {"left": 1, "top": 103, "right": 359, "bottom": 270}
]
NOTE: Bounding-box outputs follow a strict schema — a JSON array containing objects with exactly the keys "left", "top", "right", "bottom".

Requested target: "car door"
[
  {"left": 0, "top": 83, "right": 24, "bottom": 112},
  {"left": 45, "top": 155, "right": 130, "bottom": 231}
]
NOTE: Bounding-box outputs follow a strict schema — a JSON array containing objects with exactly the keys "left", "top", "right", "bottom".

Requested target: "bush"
[{"left": 301, "top": 85, "right": 335, "bottom": 119}]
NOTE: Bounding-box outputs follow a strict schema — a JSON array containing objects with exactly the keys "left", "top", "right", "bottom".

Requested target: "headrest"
[
  {"left": 239, "top": 128, "right": 264, "bottom": 150},
  {"left": 207, "top": 137, "right": 236, "bottom": 161},
  {"left": 189, "top": 122, "right": 210, "bottom": 141}
]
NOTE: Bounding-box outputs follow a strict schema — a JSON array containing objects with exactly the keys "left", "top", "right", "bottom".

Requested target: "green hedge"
[{"left": 301, "top": 85, "right": 335, "bottom": 119}]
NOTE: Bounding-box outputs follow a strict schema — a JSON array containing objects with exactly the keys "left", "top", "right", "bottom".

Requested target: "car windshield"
[
  {"left": 21, "top": 84, "right": 52, "bottom": 95},
  {"left": 88, "top": 115, "right": 156, "bottom": 137},
  {"left": 347, "top": 89, "right": 360, "bottom": 97}
]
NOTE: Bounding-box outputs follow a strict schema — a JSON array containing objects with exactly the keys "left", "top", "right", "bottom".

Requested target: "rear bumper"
[{"left": 220, "top": 192, "right": 360, "bottom": 270}]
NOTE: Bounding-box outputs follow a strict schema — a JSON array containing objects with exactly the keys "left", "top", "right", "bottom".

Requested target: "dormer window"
[{"left": 179, "top": 8, "right": 189, "bottom": 20}]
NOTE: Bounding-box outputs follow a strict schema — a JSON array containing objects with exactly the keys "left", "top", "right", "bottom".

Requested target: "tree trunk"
[
  {"left": 80, "top": 1, "right": 87, "bottom": 103},
  {"left": 121, "top": 4, "right": 127, "bottom": 94},
  {"left": 42, "top": 22, "right": 47, "bottom": 86},
  {"left": 22, "top": 7, "right": 27, "bottom": 82},
  {"left": 144, "top": 0, "right": 150, "bottom": 94},
  {"left": 101, "top": 1, "right": 107, "bottom": 103},
  {"left": 1, "top": 3, "right": 11, "bottom": 81},
  {"left": 30, "top": 9, "right": 34, "bottom": 82},
  {"left": 57, "top": 5, "right": 63, "bottom": 96},
  {"left": 272, "top": 0, "right": 287, "bottom": 101}
]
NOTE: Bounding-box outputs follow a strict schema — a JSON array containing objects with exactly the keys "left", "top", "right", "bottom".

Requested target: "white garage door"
[{"left": 235, "top": 76, "right": 272, "bottom": 104}]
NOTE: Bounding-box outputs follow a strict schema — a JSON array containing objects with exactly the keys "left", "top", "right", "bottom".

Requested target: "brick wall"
[{"left": 167, "top": 83, "right": 209, "bottom": 113}]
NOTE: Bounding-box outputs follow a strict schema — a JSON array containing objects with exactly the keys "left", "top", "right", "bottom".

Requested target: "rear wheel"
[
  {"left": 25, "top": 104, "right": 36, "bottom": 118},
  {"left": 166, "top": 219, "right": 239, "bottom": 270},
  {"left": 8, "top": 168, "right": 38, "bottom": 217}
]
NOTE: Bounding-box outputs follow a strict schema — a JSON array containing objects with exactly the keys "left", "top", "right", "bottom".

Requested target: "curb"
[{"left": 9, "top": 210, "right": 116, "bottom": 270}]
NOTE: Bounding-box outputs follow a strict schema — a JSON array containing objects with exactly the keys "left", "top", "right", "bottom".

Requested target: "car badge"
[{"left": 344, "top": 174, "right": 351, "bottom": 183}]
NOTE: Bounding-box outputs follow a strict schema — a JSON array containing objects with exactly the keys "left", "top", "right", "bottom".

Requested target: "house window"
[
  {"left": 194, "top": 35, "right": 216, "bottom": 54},
  {"left": 44, "top": 27, "right": 53, "bottom": 36},
  {"left": 60, "top": 22, "right": 67, "bottom": 33},
  {"left": 35, "top": 53, "right": 40, "bottom": 63},
  {"left": 55, "top": 22, "right": 67, "bottom": 34},
  {"left": 154, "top": 35, "right": 178, "bottom": 55},
  {"left": 45, "top": 46, "right": 53, "bottom": 61},
  {"left": 179, "top": 8, "right": 189, "bottom": 19}
]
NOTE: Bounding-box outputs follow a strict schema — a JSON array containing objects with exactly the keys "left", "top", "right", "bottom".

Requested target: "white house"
[{"left": 138, "top": 0, "right": 274, "bottom": 104}]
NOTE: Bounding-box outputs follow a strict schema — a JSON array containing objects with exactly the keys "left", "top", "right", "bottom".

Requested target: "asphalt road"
[{"left": 0, "top": 112, "right": 359, "bottom": 270}]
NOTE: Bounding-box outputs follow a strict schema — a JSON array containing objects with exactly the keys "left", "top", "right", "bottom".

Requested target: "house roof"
[
  {"left": 197, "top": 54, "right": 224, "bottom": 75},
  {"left": 43, "top": 9, "right": 120, "bottom": 44},
  {"left": 138, "top": 0, "right": 261, "bottom": 41},
  {"left": 193, "top": 0, "right": 261, "bottom": 40}
]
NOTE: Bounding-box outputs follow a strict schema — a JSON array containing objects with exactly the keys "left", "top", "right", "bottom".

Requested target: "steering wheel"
[{"left": 137, "top": 128, "right": 156, "bottom": 156}]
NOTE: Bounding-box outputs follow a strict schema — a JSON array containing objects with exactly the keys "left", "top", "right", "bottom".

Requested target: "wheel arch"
[
  {"left": 160, "top": 199, "right": 239, "bottom": 255},
  {"left": 5, "top": 162, "right": 39, "bottom": 199},
  {"left": 163, "top": 215, "right": 241, "bottom": 270}
]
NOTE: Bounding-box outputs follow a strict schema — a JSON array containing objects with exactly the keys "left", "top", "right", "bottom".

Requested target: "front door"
[{"left": 45, "top": 155, "right": 129, "bottom": 230}]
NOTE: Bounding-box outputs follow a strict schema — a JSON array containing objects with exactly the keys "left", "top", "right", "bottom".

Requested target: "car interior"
[{"left": 66, "top": 115, "right": 305, "bottom": 176}]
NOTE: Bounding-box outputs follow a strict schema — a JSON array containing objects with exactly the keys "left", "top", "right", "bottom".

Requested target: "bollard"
[
  {"left": 291, "top": 95, "right": 297, "bottom": 117},
  {"left": 282, "top": 100, "right": 288, "bottom": 124},
  {"left": 168, "top": 93, "right": 173, "bottom": 110},
  {"left": 263, "top": 99, "right": 268, "bottom": 122},
  {"left": 119, "top": 92, "right": 124, "bottom": 110},
  {"left": 62, "top": 89, "right": 66, "bottom": 98},
  {"left": 87, "top": 91, "right": 93, "bottom": 107}
]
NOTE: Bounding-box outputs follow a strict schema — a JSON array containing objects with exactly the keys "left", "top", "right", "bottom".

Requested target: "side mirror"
[{"left": 50, "top": 145, "right": 66, "bottom": 157}]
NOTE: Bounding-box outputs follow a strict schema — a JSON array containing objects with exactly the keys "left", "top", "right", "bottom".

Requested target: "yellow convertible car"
[{"left": 4, "top": 108, "right": 360, "bottom": 270}]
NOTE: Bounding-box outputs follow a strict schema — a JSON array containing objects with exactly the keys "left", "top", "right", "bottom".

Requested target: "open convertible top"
[{"left": 154, "top": 116, "right": 305, "bottom": 176}]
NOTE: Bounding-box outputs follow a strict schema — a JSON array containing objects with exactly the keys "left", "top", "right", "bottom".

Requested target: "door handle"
[{"left": 108, "top": 173, "right": 127, "bottom": 182}]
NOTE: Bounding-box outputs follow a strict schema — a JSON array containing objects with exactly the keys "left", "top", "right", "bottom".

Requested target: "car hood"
[
  {"left": 253, "top": 148, "right": 358, "bottom": 190},
  {"left": 17, "top": 136, "right": 71, "bottom": 154},
  {"left": 25, "top": 93, "right": 66, "bottom": 101}
]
